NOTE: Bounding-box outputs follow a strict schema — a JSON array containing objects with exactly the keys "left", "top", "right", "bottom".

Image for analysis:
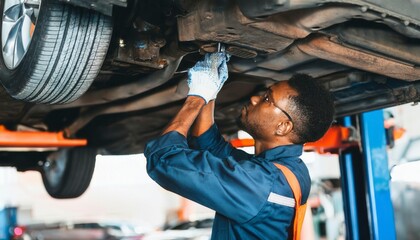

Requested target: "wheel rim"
[
  {"left": 2, "top": 0, "right": 40, "bottom": 69},
  {"left": 43, "top": 150, "right": 68, "bottom": 188}
]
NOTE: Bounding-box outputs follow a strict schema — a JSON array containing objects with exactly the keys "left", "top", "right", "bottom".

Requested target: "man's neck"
[{"left": 254, "top": 138, "right": 294, "bottom": 155}]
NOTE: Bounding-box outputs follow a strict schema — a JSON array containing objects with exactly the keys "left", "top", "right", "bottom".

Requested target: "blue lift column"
[
  {"left": 360, "top": 110, "right": 396, "bottom": 240},
  {"left": 0, "top": 206, "right": 17, "bottom": 239},
  {"left": 339, "top": 116, "right": 369, "bottom": 240},
  {"left": 339, "top": 110, "right": 396, "bottom": 240}
]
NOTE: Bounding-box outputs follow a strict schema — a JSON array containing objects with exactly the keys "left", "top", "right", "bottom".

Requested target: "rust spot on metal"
[
  {"left": 226, "top": 46, "right": 257, "bottom": 58},
  {"left": 408, "top": 86, "right": 418, "bottom": 98}
]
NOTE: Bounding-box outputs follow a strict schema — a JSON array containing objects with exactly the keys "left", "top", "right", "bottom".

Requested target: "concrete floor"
[{"left": 0, "top": 155, "right": 213, "bottom": 230}]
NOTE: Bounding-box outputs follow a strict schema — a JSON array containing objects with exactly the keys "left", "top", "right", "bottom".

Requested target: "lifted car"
[{"left": 1, "top": 0, "right": 420, "bottom": 198}]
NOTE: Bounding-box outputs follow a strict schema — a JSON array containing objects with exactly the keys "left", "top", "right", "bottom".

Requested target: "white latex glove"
[{"left": 187, "top": 52, "right": 229, "bottom": 103}]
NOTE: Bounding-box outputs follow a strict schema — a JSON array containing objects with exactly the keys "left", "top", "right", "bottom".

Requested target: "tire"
[
  {"left": 41, "top": 147, "right": 97, "bottom": 199},
  {"left": 0, "top": 0, "right": 112, "bottom": 104}
]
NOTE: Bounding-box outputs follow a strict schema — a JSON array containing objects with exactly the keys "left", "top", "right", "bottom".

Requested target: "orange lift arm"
[
  {"left": 230, "top": 125, "right": 356, "bottom": 154},
  {"left": 304, "top": 125, "right": 356, "bottom": 154},
  {"left": 0, "top": 125, "right": 87, "bottom": 148},
  {"left": 230, "top": 124, "right": 404, "bottom": 154}
]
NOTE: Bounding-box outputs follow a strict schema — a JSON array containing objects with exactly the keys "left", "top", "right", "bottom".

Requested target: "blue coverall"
[{"left": 145, "top": 124, "right": 311, "bottom": 239}]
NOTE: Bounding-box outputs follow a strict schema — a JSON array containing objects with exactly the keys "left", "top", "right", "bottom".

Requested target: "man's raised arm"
[{"left": 191, "top": 101, "right": 215, "bottom": 137}]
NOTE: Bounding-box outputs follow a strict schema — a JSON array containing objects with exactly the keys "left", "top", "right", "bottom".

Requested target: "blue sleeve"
[
  {"left": 145, "top": 131, "right": 270, "bottom": 223},
  {"left": 188, "top": 124, "right": 251, "bottom": 161}
]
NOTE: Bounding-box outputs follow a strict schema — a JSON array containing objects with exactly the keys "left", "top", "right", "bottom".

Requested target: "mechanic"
[{"left": 145, "top": 52, "right": 334, "bottom": 239}]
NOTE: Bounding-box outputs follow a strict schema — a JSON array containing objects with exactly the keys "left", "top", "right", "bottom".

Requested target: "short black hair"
[{"left": 287, "top": 74, "right": 335, "bottom": 144}]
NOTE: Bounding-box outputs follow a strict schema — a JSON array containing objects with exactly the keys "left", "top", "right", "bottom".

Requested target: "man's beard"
[{"left": 236, "top": 113, "right": 261, "bottom": 139}]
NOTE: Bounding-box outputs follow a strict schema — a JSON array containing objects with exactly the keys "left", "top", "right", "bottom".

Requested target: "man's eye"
[{"left": 264, "top": 95, "right": 269, "bottom": 102}]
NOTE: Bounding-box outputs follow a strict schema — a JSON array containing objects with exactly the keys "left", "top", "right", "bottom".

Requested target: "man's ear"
[{"left": 275, "top": 121, "right": 294, "bottom": 136}]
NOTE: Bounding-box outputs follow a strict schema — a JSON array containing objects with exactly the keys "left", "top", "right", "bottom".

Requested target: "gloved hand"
[{"left": 187, "top": 52, "right": 229, "bottom": 103}]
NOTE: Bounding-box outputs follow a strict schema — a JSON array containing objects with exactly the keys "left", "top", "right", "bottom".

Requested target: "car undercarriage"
[{"left": 1, "top": 0, "right": 420, "bottom": 198}]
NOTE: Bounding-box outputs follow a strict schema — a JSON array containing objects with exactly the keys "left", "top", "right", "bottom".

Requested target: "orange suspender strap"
[{"left": 274, "top": 163, "right": 307, "bottom": 240}]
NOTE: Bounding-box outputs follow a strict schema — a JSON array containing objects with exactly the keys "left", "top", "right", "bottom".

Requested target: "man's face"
[{"left": 238, "top": 81, "right": 297, "bottom": 140}]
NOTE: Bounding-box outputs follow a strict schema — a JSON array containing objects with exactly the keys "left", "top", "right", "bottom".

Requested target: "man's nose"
[{"left": 250, "top": 95, "right": 259, "bottom": 105}]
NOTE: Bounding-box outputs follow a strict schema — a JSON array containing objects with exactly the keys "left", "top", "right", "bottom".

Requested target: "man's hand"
[
  {"left": 161, "top": 52, "right": 229, "bottom": 137},
  {"left": 187, "top": 52, "right": 229, "bottom": 103}
]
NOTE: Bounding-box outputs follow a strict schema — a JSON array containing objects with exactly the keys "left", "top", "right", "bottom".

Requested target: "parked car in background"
[
  {"left": 143, "top": 218, "right": 213, "bottom": 240},
  {"left": 11, "top": 222, "right": 105, "bottom": 240},
  {"left": 72, "top": 221, "right": 144, "bottom": 239},
  {"left": 1, "top": 0, "right": 420, "bottom": 199},
  {"left": 11, "top": 221, "right": 144, "bottom": 240},
  {"left": 390, "top": 136, "right": 420, "bottom": 240}
]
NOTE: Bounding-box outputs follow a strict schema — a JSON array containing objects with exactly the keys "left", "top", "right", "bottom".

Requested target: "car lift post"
[
  {"left": 339, "top": 116, "right": 367, "bottom": 240},
  {"left": 0, "top": 206, "right": 17, "bottom": 240},
  {"left": 339, "top": 110, "right": 396, "bottom": 240}
]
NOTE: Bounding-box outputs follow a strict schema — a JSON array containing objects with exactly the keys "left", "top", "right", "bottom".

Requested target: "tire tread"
[
  {"left": 42, "top": 147, "right": 97, "bottom": 199},
  {"left": 1, "top": 1, "right": 112, "bottom": 104}
]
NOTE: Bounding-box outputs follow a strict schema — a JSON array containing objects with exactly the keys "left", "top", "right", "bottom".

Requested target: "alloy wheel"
[
  {"left": 43, "top": 150, "right": 68, "bottom": 189},
  {"left": 2, "top": 0, "right": 40, "bottom": 69}
]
